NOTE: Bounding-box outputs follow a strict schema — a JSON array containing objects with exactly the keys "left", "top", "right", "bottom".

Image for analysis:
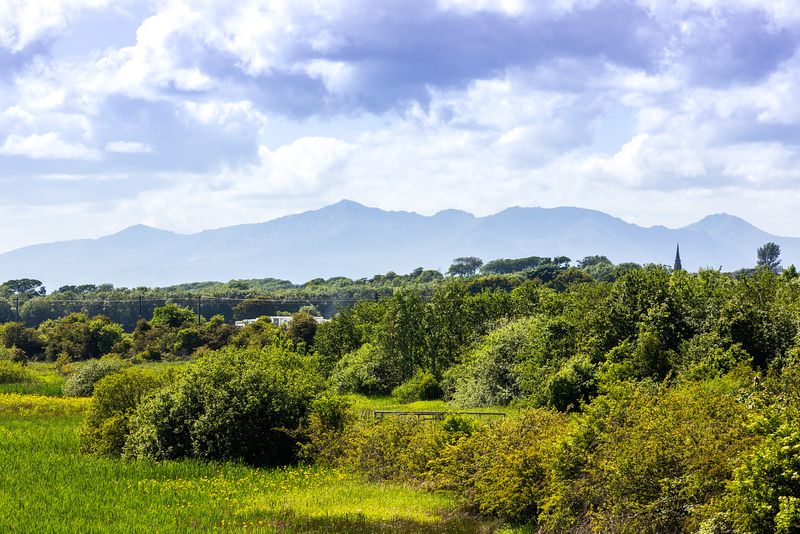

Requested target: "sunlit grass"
[
  {"left": 0, "top": 361, "right": 65, "bottom": 396},
  {"left": 0, "top": 393, "right": 90, "bottom": 416},
  {"left": 0, "top": 402, "right": 503, "bottom": 532}
]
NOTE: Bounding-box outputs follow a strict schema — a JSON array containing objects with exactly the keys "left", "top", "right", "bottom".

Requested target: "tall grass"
[
  {"left": 0, "top": 362, "right": 64, "bottom": 396},
  {"left": 0, "top": 407, "right": 500, "bottom": 532}
]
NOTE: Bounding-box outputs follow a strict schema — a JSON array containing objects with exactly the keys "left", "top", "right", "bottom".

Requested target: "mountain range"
[{"left": 0, "top": 200, "right": 796, "bottom": 288}]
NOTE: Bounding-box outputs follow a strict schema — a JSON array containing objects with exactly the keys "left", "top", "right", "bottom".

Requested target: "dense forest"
[{"left": 2, "top": 246, "right": 800, "bottom": 532}]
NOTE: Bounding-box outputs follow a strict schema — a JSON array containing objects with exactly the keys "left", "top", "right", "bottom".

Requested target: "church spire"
[{"left": 673, "top": 243, "right": 683, "bottom": 271}]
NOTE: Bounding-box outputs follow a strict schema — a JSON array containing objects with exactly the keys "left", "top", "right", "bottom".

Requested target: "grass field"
[{"left": 0, "top": 392, "right": 507, "bottom": 533}]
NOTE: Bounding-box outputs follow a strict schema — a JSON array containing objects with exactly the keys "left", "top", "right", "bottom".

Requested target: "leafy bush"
[
  {"left": 336, "top": 416, "right": 450, "bottom": 483},
  {"left": 124, "top": 347, "right": 323, "bottom": 466},
  {"left": 298, "top": 393, "right": 353, "bottom": 465},
  {"left": 79, "top": 368, "right": 169, "bottom": 456},
  {"left": 391, "top": 370, "right": 442, "bottom": 403},
  {"left": 447, "top": 318, "right": 536, "bottom": 407},
  {"left": 430, "top": 409, "right": 568, "bottom": 524},
  {"left": 330, "top": 343, "right": 404, "bottom": 395},
  {"left": 724, "top": 411, "right": 800, "bottom": 532},
  {"left": 539, "top": 377, "right": 756, "bottom": 533},
  {"left": 63, "top": 358, "right": 128, "bottom": 397},
  {"left": 0, "top": 360, "right": 34, "bottom": 384},
  {"left": 0, "top": 345, "right": 26, "bottom": 364}
]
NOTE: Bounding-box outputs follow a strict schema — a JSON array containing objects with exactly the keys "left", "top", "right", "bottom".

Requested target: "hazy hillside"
[{"left": 0, "top": 200, "right": 797, "bottom": 288}]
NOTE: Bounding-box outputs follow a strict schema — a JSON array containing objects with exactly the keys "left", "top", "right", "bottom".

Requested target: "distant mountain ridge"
[{"left": 0, "top": 200, "right": 797, "bottom": 288}]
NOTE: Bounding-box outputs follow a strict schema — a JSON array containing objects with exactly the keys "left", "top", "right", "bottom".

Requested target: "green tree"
[
  {"left": 379, "top": 290, "right": 427, "bottom": 379},
  {"left": 0, "top": 279, "right": 46, "bottom": 298},
  {"left": 448, "top": 257, "right": 483, "bottom": 277},
  {"left": 757, "top": 242, "right": 782, "bottom": 273},
  {"left": 287, "top": 312, "right": 318, "bottom": 348},
  {"left": 150, "top": 304, "right": 196, "bottom": 329}
]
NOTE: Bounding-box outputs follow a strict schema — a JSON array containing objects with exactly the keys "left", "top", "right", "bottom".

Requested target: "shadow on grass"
[{"left": 232, "top": 509, "right": 507, "bottom": 533}]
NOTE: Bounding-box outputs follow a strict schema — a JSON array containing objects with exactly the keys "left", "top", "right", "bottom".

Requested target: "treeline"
[{"left": 0, "top": 255, "right": 644, "bottom": 330}]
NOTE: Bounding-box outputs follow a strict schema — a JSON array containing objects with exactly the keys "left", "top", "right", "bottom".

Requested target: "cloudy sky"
[{"left": 1, "top": 0, "right": 800, "bottom": 252}]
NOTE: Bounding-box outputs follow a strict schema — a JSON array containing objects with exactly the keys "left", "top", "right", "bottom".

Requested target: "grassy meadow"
[{"left": 0, "top": 364, "right": 509, "bottom": 533}]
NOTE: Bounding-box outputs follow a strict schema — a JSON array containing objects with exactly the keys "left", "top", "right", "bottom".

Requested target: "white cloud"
[
  {"left": 0, "top": 0, "right": 110, "bottom": 52},
  {"left": 180, "top": 100, "right": 267, "bottom": 132},
  {"left": 242, "top": 137, "right": 355, "bottom": 195},
  {"left": 0, "top": 133, "right": 100, "bottom": 160},
  {"left": 105, "top": 141, "right": 154, "bottom": 154}
]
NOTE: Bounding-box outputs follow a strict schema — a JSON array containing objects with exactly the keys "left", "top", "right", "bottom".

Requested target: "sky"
[{"left": 2, "top": 0, "right": 800, "bottom": 252}]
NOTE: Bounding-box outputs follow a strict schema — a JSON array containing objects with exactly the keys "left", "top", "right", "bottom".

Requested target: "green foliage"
[
  {"left": 79, "top": 367, "right": 168, "bottom": 456},
  {"left": 0, "top": 345, "right": 26, "bottom": 363},
  {"left": 0, "top": 299, "right": 14, "bottom": 323},
  {"left": 39, "top": 313, "right": 124, "bottom": 361},
  {"left": 378, "top": 289, "right": 426, "bottom": 380},
  {"left": 676, "top": 332, "right": 751, "bottom": 380},
  {"left": 0, "top": 360, "right": 35, "bottom": 384},
  {"left": 63, "top": 358, "right": 129, "bottom": 397},
  {"left": 336, "top": 417, "right": 448, "bottom": 483},
  {"left": 330, "top": 343, "right": 404, "bottom": 396},
  {"left": 757, "top": 242, "right": 782, "bottom": 273},
  {"left": 447, "top": 256, "right": 483, "bottom": 277},
  {"left": 313, "top": 308, "right": 362, "bottom": 376},
  {"left": 725, "top": 422, "right": 800, "bottom": 533},
  {"left": 482, "top": 256, "right": 551, "bottom": 275},
  {"left": 287, "top": 311, "right": 318, "bottom": 348},
  {"left": 297, "top": 393, "right": 354, "bottom": 465},
  {"left": 0, "top": 278, "right": 46, "bottom": 298},
  {"left": 150, "top": 303, "right": 196, "bottom": 329},
  {"left": 431, "top": 409, "right": 568, "bottom": 524},
  {"left": 447, "top": 318, "right": 533, "bottom": 407},
  {"left": 539, "top": 378, "right": 756, "bottom": 533},
  {"left": 0, "top": 322, "right": 43, "bottom": 359},
  {"left": 391, "top": 370, "right": 443, "bottom": 403},
  {"left": 124, "top": 347, "right": 323, "bottom": 466}
]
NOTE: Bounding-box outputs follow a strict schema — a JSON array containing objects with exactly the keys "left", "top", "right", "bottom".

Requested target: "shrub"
[
  {"left": 79, "top": 368, "right": 168, "bottom": 456},
  {"left": 447, "top": 318, "right": 537, "bottom": 407},
  {"left": 391, "top": 370, "right": 443, "bottom": 403},
  {"left": 0, "top": 345, "right": 26, "bottom": 364},
  {"left": 330, "top": 343, "right": 404, "bottom": 395},
  {"left": 63, "top": 358, "right": 128, "bottom": 397},
  {"left": 298, "top": 393, "right": 354, "bottom": 465},
  {"left": 336, "top": 416, "right": 449, "bottom": 483},
  {"left": 123, "top": 347, "right": 323, "bottom": 466},
  {"left": 723, "top": 420, "right": 800, "bottom": 533},
  {"left": 0, "top": 360, "right": 34, "bottom": 384},
  {"left": 539, "top": 378, "right": 757, "bottom": 533},
  {"left": 430, "top": 409, "right": 568, "bottom": 524}
]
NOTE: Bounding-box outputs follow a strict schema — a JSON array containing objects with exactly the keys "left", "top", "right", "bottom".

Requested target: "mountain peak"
[
  {"left": 110, "top": 224, "right": 170, "bottom": 236},
  {"left": 684, "top": 213, "right": 754, "bottom": 233}
]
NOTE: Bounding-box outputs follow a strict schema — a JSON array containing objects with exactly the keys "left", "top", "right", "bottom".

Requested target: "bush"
[
  {"left": 539, "top": 378, "right": 756, "bottom": 533},
  {"left": 0, "top": 345, "right": 26, "bottom": 364},
  {"left": 63, "top": 358, "right": 128, "bottom": 397},
  {"left": 723, "top": 420, "right": 800, "bottom": 533},
  {"left": 430, "top": 409, "right": 568, "bottom": 524},
  {"left": 330, "top": 343, "right": 404, "bottom": 395},
  {"left": 79, "top": 368, "right": 168, "bottom": 456},
  {"left": 336, "top": 416, "right": 450, "bottom": 483},
  {"left": 391, "top": 370, "right": 443, "bottom": 403},
  {"left": 0, "top": 360, "right": 34, "bottom": 384},
  {"left": 298, "top": 393, "right": 354, "bottom": 465},
  {"left": 124, "top": 347, "right": 323, "bottom": 466},
  {"left": 447, "top": 318, "right": 537, "bottom": 407}
]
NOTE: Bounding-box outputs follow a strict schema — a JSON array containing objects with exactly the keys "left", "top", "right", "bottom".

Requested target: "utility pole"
[
  {"left": 138, "top": 296, "right": 143, "bottom": 319},
  {"left": 197, "top": 295, "right": 202, "bottom": 326}
]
